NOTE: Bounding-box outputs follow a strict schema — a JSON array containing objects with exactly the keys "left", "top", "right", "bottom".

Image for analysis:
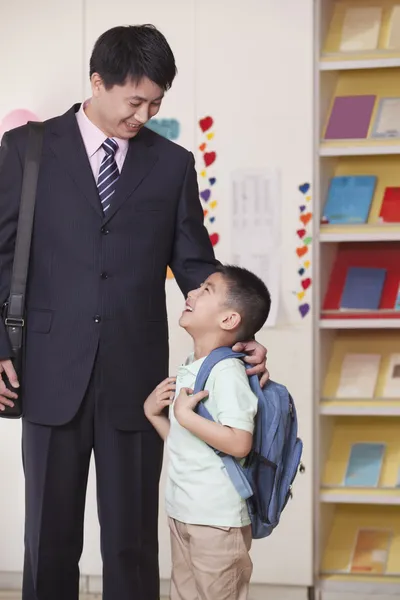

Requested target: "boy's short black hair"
[
  {"left": 89, "top": 25, "right": 177, "bottom": 90},
  {"left": 216, "top": 264, "right": 271, "bottom": 341}
]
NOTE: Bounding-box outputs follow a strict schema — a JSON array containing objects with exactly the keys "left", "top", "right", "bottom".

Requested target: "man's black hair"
[{"left": 90, "top": 24, "right": 177, "bottom": 90}]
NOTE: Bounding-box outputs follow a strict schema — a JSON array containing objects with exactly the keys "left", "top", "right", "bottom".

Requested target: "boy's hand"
[
  {"left": 144, "top": 377, "right": 176, "bottom": 419},
  {"left": 174, "top": 387, "right": 209, "bottom": 425}
]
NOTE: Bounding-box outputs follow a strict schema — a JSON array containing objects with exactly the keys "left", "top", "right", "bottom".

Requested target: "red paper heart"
[
  {"left": 199, "top": 116, "right": 213, "bottom": 132},
  {"left": 199, "top": 143, "right": 206, "bottom": 152},
  {"left": 300, "top": 213, "right": 312, "bottom": 226},
  {"left": 204, "top": 152, "right": 216, "bottom": 167},
  {"left": 301, "top": 278, "right": 312, "bottom": 290},
  {"left": 297, "top": 229, "right": 306, "bottom": 239},
  {"left": 210, "top": 232, "right": 219, "bottom": 246},
  {"left": 296, "top": 246, "right": 308, "bottom": 258}
]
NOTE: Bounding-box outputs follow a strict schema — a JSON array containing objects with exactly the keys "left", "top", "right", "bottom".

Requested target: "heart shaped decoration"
[
  {"left": 204, "top": 152, "right": 216, "bottom": 167},
  {"left": 298, "top": 268, "right": 305, "bottom": 276},
  {"left": 209, "top": 200, "right": 218, "bottom": 209},
  {"left": 301, "top": 278, "right": 312, "bottom": 290},
  {"left": 199, "top": 116, "right": 213, "bottom": 132},
  {"left": 207, "top": 132, "right": 214, "bottom": 140},
  {"left": 297, "top": 291, "right": 305, "bottom": 300},
  {"left": 299, "top": 303, "right": 310, "bottom": 318},
  {"left": 203, "top": 209, "right": 208, "bottom": 217},
  {"left": 296, "top": 246, "right": 308, "bottom": 258},
  {"left": 199, "top": 143, "right": 206, "bottom": 152},
  {"left": 299, "top": 183, "right": 310, "bottom": 195},
  {"left": 297, "top": 229, "right": 306, "bottom": 239},
  {"left": 304, "top": 236, "right": 312, "bottom": 245},
  {"left": 209, "top": 232, "right": 219, "bottom": 246},
  {"left": 304, "top": 260, "right": 311, "bottom": 269},
  {"left": 209, "top": 217, "right": 215, "bottom": 223},
  {"left": 200, "top": 170, "right": 206, "bottom": 177},
  {"left": 300, "top": 213, "right": 312, "bottom": 226},
  {"left": 200, "top": 189, "right": 211, "bottom": 202},
  {"left": 300, "top": 205, "right": 306, "bottom": 213},
  {"left": 209, "top": 177, "right": 216, "bottom": 186}
]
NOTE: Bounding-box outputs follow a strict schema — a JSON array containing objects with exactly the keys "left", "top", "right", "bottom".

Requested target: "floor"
[{"left": 0, "top": 595, "right": 169, "bottom": 600}]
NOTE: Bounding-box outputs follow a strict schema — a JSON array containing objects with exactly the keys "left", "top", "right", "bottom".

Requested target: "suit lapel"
[
  {"left": 49, "top": 105, "right": 104, "bottom": 218},
  {"left": 48, "top": 106, "right": 159, "bottom": 222},
  {"left": 103, "top": 130, "right": 158, "bottom": 224}
]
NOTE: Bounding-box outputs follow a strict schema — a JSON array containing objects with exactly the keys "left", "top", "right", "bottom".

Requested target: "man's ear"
[{"left": 221, "top": 311, "right": 241, "bottom": 332}]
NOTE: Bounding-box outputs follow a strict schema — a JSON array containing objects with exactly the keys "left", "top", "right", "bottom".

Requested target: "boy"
[{"left": 144, "top": 264, "right": 271, "bottom": 600}]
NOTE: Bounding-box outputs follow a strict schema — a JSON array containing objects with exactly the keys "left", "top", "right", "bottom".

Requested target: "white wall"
[{"left": 0, "top": 0, "right": 314, "bottom": 589}]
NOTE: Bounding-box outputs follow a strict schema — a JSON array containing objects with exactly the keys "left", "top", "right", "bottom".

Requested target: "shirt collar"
[
  {"left": 76, "top": 99, "right": 129, "bottom": 158},
  {"left": 178, "top": 353, "right": 207, "bottom": 377}
]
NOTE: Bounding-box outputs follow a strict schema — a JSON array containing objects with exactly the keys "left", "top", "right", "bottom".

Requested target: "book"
[
  {"left": 322, "top": 244, "right": 400, "bottom": 315},
  {"left": 343, "top": 442, "right": 385, "bottom": 487},
  {"left": 340, "top": 6, "right": 382, "bottom": 52},
  {"left": 324, "top": 95, "right": 376, "bottom": 140},
  {"left": 382, "top": 353, "right": 400, "bottom": 398},
  {"left": 336, "top": 353, "right": 381, "bottom": 398},
  {"left": 395, "top": 284, "right": 400, "bottom": 310},
  {"left": 372, "top": 98, "right": 400, "bottom": 139},
  {"left": 349, "top": 529, "right": 392, "bottom": 574},
  {"left": 386, "top": 5, "right": 400, "bottom": 50},
  {"left": 379, "top": 187, "right": 400, "bottom": 223},
  {"left": 323, "top": 176, "right": 376, "bottom": 224},
  {"left": 340, "top": 266, "right": 386, "bottom": 310}
]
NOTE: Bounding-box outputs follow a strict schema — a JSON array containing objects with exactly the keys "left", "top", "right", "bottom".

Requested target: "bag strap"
[
  {"left": 5, "top": 122, "right": 44, "bottom": 334},
  {"left": 193, "top": 347, "right": 254, "bottom": 500}
]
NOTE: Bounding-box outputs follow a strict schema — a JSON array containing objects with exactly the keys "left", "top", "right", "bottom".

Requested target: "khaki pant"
[{"left": 168, "top": 517, "right": 253, "bottom": 600}]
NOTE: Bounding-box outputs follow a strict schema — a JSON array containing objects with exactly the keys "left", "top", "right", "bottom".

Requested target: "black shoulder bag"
[{"left": 1, "top": 121, "right": 44, "bottom": 418}]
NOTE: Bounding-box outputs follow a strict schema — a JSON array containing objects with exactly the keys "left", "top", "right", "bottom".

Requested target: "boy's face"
[{"left": 180, "top": 273, "right": 241, "bottom": 337}]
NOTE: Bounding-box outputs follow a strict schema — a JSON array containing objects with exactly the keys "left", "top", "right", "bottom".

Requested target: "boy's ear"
[{"left": 221, "top": 311, "right": 241, "bottom": 332}]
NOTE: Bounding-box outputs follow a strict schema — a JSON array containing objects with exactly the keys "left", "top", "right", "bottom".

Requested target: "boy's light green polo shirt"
[{"left": 165, "top": 354, "right": 258, "bottom": 528}]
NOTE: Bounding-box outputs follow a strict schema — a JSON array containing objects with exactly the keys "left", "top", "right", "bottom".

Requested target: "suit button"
[
  {"left": 101, "top": 226, "right": 110, "bottom": 235},
  {"left": 93, "top": 315, "right": 101, "bottom": 323},
  {"left": 100, "top": 272, "right": 109, "bottom": 279}
]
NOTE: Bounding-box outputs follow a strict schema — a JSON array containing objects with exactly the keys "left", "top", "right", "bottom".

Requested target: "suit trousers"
[{"left": 21, "top": 351, "right": 164, "bottom": 600}]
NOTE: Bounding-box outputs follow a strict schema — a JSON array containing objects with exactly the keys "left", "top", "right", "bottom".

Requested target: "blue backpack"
[{"left": 194, "top": 347, "right": 303, "bottom": 539}]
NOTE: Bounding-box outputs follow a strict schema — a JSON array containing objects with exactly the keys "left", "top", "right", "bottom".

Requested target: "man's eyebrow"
[{"left": 129, "top": 94, "right": 164, "bottom": 102}]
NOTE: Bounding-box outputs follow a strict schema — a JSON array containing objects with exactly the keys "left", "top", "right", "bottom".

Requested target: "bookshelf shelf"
[
  {"left": 315, "top": 0, "right": 400, "bottom": 597},
  {"left": 320, "top": 57, "right": 400, "bottom": 71},
  {"left": 320, "top": 401, "right": 400, "bottom": 417},
  {"left": 320, "top": 489, "right": 400, "bottom": 505},
  {"left": 320, "top": 228, "right": 400, "bottom": 243},
  {"left": 319, "top": 319, "right": 400, "bottom": 329},
  {"left": 320, "top": 143, "right": 400, "bottom": 157}
]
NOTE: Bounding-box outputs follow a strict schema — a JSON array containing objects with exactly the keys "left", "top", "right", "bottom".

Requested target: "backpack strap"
[{"left": 193, "top": 347, "right": 254, "bottom": 500}]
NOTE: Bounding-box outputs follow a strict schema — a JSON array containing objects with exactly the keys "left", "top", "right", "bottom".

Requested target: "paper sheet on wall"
[{"left": 231, "top": 169, "right": 281, "bottom": 328}]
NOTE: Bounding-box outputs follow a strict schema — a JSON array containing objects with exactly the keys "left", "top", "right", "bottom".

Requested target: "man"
[{"left": 0, "top": 25, "right": 268, "bottom": 600}]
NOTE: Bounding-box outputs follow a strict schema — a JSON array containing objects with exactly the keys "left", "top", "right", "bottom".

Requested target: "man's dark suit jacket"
[{"left": 0, "top": 104, "right": 218, "bottom": 430}]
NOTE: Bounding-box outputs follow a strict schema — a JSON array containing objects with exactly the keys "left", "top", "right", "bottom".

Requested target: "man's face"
[
  {"left": 91, "top": 74, "right": 164, "bottom": 139},
  {"left": 180, "top": 273, "right": 240, "bottom": 337}
]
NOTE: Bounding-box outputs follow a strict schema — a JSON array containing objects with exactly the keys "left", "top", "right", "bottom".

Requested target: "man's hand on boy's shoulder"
[
  {"left": 144, "top": 377, "right": 177, "bottom": 420},
  {"left": 232, "top": 340, "right": 269, "bottom": 387}
]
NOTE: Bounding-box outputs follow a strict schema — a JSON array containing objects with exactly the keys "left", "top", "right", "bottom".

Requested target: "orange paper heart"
[
  {"left": 296, "top": 246, "right": 308, "bottom": 258},
  {"left": 199, "top": 143, "right": 206, "bottom": 152},
  {"left": 300, "top": 213, "right": 312, "bottom": 226}
]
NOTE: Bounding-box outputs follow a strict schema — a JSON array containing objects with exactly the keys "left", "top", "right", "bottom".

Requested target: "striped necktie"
[{"left": 97, "top": 138, "right": 119, "bottom": 213}]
